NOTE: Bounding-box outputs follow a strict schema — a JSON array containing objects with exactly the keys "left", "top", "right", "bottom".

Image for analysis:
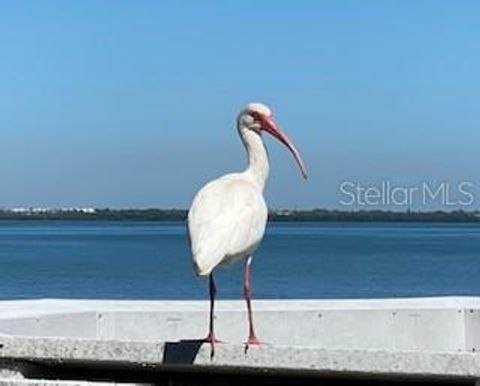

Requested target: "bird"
[{"left": 187, "top": 102, "right": 307, "bottom": 357}]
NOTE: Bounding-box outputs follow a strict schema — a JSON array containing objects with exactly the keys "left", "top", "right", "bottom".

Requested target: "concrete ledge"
[
  {"left": 0, "top": 336, "right": 479, "bottom": 381},
  {"left": 0, "top": 337, "right": 480, "bottom": 380},
  {"left": 0, "top": 298, "right": 480, "bottom": 384},
  {"left": 1, "top": 297, "right": 480, "bottom": 352}
]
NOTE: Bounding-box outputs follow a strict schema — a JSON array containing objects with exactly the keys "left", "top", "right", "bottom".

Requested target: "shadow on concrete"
[{"left": 163, "top": 339, "right": 204, "bottom": 364}]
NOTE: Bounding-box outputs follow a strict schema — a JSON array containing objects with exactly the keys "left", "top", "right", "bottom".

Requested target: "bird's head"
[{"left": 238, "top": 102, "right": 307, "bottom": 179}]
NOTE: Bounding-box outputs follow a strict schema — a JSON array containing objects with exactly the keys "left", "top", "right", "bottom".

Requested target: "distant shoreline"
[{"left": 1, "top": 209, "right": 480, "bottom": 223}]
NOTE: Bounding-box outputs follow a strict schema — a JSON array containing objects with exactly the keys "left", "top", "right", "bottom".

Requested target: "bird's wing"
[{"left": 187, "top": 175, "right": 267, "bottom": 276}]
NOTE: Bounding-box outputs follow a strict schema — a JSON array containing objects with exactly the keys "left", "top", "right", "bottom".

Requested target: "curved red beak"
[{"left": 258, "top": 114, "right": 307, "bottom": 179}]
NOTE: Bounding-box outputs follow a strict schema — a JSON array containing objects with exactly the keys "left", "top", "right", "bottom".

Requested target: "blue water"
[{"left": 0, "top": 220, "right": 479, "bottom": 300}]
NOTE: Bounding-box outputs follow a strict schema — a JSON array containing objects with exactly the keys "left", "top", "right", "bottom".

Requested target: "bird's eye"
[{"left": 250, "top": 111, "right": 260, "bottom": 121}]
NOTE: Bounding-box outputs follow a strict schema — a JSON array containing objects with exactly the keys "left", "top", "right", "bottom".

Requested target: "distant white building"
[{"left": 4, "top": 207, "right": 96, "bottom": 214}]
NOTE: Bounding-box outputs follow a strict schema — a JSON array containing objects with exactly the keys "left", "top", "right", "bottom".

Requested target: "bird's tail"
[{"left": 191, "top": 251, "right": 223, "bottom": 277}]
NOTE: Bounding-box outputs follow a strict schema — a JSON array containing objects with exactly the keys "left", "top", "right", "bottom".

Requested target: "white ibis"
[{"left": 187, "top": 102, "right": 307, "bottom": 356}]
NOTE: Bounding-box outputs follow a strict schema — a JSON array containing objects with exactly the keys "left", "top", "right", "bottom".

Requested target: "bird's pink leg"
[
  {"left": 204, "top": 273, "right": 222, "bottom": 358},
  {"left": 243, "top": 256, "right": 261, "bottom": 349}
]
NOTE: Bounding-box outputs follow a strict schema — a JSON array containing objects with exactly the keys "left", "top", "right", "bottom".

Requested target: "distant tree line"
[
  {"left": 269, "top": 209, "right": 480, "bottom": 223},
  {"left": 1, "top": 208, "right": 480, "bottom": 222}
]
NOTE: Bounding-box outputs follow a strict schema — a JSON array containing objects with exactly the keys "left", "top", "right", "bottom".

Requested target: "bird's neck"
[{"left": 239, "top": 127, "right": 269, "bottom": 191}]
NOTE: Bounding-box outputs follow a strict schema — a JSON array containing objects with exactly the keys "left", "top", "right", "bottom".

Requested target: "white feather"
[
  {"left": 187, "top": 173, "right": 267, "bottom": 276},
  {"left": 187, "top": 102, "right": 300, "bottom": 278}
]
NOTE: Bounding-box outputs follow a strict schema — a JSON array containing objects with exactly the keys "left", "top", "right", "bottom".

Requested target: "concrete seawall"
[{"left": 1, "top": 297, "right": 480, "bottom": 384}]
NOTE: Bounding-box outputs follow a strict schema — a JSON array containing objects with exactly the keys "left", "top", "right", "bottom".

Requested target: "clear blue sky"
[{"left": 1, "top": 1, "right": 479, "bottom": 209}]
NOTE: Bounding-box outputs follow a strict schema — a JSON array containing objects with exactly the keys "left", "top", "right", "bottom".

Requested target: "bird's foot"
[
  {"left": 244, "top": 334, "right": 262, "bottom": 353},
  {"left": 203, "top": 332, "right": 224, "bottom": 359},
  {"left": 203, "top": 332, "right": 224, "bottom": 344}
]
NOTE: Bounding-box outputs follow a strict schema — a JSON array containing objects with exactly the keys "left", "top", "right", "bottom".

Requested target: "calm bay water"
[{"left": 0, "top": 220, "right": 479, "bottom": 300}]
